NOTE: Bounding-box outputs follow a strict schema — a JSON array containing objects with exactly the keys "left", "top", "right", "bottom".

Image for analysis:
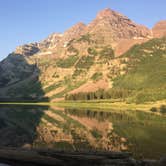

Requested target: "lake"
[{"left": 0, "top": 104, "right": 166, "bottom": 159}]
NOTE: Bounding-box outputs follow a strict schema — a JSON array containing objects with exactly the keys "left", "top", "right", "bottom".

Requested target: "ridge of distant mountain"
[{"left": 11, "top": 8, "right": 165, "bottom": 58}]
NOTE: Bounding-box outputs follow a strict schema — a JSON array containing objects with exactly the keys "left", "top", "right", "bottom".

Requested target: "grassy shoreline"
[{"left": 0, "top": 99, "right": 165, "bottom": 113}]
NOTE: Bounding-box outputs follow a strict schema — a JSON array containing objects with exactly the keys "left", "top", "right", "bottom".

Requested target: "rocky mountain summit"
[
  {"left": 12, "top": 8, "right": 154, "bottom": 57},
  {"left": 0, "top": 8, "right": 165, "bottom": 101},
  {"left": 86, "top": 8, "right": 151, "bottom": 43},
  {"left": 9, "top": 8, "right": 163, "bottom": 58}
]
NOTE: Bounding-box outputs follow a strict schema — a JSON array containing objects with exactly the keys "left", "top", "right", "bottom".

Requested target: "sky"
[{"left": 0, "top": 0, "right": 165, "bottom": 61}]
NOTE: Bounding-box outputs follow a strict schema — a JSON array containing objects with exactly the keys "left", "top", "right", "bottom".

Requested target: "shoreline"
[
  {"left": 0, "top": 100, "right": 165, "bottom": 114},
  {"left": 0, "top": 147, "right": 165, "bottom": 166}
]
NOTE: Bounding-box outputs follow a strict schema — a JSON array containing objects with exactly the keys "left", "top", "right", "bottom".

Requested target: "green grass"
[
  {"left": 72, "top": 69, "right": 87, "bottom": 78},
  {"left": 112, "top": 37, "right": 166, "bottom": 103},
  {"left": 75, "top": 56, "right": 94, "bottom": 69},
  {"left": 44, "top": 82, "right": 62, "bottom": 93},
  {"left": 50, "top": 80, "right": 87, "bottom": 99},
  {"left": 114, "top": 55, "right": 166, "bottom": 90},
  {"left": 1, "top": 99, "right": 166, "bottom": 113},
  {"left": 54, "top": 100, "right": 166, "bottom": 113},
  {"left": 56, "top": 55, "right": 79, "bottom": 68}
]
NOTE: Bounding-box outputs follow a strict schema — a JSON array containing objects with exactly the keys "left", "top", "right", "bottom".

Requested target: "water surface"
[{"left": 0, "top": 104, "right": 165, "bottom": 159}]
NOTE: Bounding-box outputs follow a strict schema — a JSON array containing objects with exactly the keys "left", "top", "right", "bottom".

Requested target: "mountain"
[
  {"left": 86, "top": 8, "right": 151, "bottom": 42},
  {"left": 0, "top": 8, "right": 165, "bottom": 102}
]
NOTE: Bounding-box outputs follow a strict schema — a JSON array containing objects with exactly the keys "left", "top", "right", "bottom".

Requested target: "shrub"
[
  {"left": 150, "top": 107, "right": 158, "bottom": 112},
  {"left": 99, "top": 46, "right": 114, "bottom": 60},
  {"left": 160, "top": 105, "right": 166, "bottom": 114},
  {"left": 77, "top": 34, "right": 92, "bottom": 43},
  {"left": 44, "top": 82, "right": 62, "bottom": 93},
  {"left": 67, "top": 46, "right": 79, "bottom": 55},
  {"left": 66, "top": 39, "right": 75, "bottom": 47},
  {"left": 87, "top": 47, "right": 97, "bottom": 56},
  {"left": 56, "top": 55, "right": 78, "bottom": 68},
  {"left": 91, "top": 72, "right": 103, "bottom": 81},
  {"left": 76, "top": 56, "right": 94, "bottom": 69},
  {"left": 91, "top": 129, "right": 102, "bottom": 139},
  {"left": 72, "top": 69, "right": 86, "bottom": 78}
]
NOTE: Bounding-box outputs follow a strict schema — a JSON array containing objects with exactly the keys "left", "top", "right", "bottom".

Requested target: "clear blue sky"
[{"left": 0, "top": 0, "right": 165, "bottom": 60}]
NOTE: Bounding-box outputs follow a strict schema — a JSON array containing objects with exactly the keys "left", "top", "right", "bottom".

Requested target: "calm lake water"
[{"left": 0, "top": 104, "right": 166, "bottom": 159}]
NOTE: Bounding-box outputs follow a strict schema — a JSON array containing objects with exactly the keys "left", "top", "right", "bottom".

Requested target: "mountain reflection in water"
[{"left": 0, "top": 104, "right": 166, "bottom": 159}]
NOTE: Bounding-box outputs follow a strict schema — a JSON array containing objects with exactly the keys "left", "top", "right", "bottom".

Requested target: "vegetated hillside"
[
  {"left": 113, "top": 38, "right": 166, "bottom": 103},
  {"left": 0, "top": 8, "right": 165, "bottom": 102},
  {"left": 66, "top": 38, "right": 166, "bottom": 103}
]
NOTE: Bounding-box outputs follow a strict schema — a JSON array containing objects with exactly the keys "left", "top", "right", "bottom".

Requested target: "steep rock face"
[
  {"left": 86, "top": 8, "right": 151, "bottom": 46},
  {"left": 15, "top": 43, "right": 40, "bottom": 56},
  {"left": 63, "top": 22, "right": 86, "bottom": 42},
  {"left": 39, "top": 33, "right": 63, "bottom": 50},
  {"left": 0, "top": 54, "right": 36, "bottom": 88},
  {"left": 39, "top": 23, "right": 86, "bottom": 51},
  {"left": 12, "top": 8, "right": 153, "bottom": 57},
  {"left": 152, "top": 20, "right": 166, "bottom": 38}
]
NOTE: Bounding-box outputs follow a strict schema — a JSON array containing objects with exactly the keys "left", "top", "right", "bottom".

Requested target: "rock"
[
  {"left": 159, "top": 156, "right": 166, "bottom": 166},
  {"left": 39, "top": 33, "right": 63, "bottom": 49},
  {"left": 63, "top": 22, "right": 86, "bottom": 42},
  {"left": 15, "top": 43, "right": 39, "bottom": 56},
  {"left": 152, "top": 20, "right": 166, "bottom": 38},
  {"left": 86, "top": 8, "right": 151, "bottom": 44},
  {"left": 0, "top": 148, "right": 146, "bottom": 166},
  {"left": 140, "top": 159, "right": 158, "bottom": 166},
  {"left": 22, "top": 143, "right": 32, "bottom": 150}
]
